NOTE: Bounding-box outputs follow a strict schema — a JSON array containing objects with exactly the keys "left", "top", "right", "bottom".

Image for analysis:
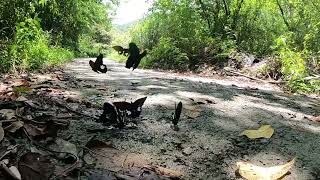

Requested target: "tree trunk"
[
  {"left": 198, "top": 0, "right": 213, "bottom": 36},
  {"left": 276, "top": 0, "right": 290, "bottom": 30},
  {"left": 231, "top": 0, "right": 244, "bottom": 30},
  {"left": 222, "top": 0, "right": 230, "bottom": 16}
]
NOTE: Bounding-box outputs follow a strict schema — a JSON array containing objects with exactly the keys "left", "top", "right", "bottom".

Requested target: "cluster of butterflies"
[
  {"left": 90, "top": 43, "right": 181, "bottom": 129},
  {"left": 89, "top": 42, "right": 147, "bottom": 73},
  {"left": 97, "top": 97, "right": 183, "bottom": 130}
]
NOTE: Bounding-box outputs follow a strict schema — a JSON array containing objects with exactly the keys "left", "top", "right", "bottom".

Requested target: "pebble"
[{"left": 183, "top": 147, "right": 193, "bottom": 156}]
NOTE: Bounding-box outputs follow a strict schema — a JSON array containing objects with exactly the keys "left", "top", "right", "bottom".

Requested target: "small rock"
[
  {"left": 260, "top": 139, "right": 269, "bottom": 143},
  {"left": 182, "top": 147, "right": 193, "bottom": 156}
]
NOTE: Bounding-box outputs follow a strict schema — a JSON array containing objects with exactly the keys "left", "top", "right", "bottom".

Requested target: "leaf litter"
[{"left": 0, "top": 69, "right": 184, "bottom": 179}]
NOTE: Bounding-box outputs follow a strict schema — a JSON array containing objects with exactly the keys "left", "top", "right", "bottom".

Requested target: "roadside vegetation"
[
  {"left": 1, "top": 0, "right": 319, "bottom": 93},
  {"left": 125, "top": 0, "right": 320, "bottom": 93},
  {"left": 0, "top": 0, "right": 115, "bottom": 73}
]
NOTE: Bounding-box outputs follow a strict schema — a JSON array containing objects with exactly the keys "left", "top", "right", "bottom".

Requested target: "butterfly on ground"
[{"left": 98, "top": 97, "right": 147, "bottom": 128}]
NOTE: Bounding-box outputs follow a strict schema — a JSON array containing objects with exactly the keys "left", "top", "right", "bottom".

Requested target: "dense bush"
[
  {"left": 141, "top": 37, "right": 189, "bottom": 71},
  {"left": 129, "top": 0, "right": 319, "bottom": 93},
  {"left": 0, "top": 0, "right": 115, "bottom": 73}
]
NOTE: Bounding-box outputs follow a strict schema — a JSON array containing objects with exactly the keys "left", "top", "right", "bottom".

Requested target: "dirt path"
[{"left": 64, "top": 58, "right": 320, "bottom": 179}]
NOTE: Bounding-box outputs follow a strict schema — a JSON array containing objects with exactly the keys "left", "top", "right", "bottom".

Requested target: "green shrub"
[
  {"left": 78, "top": 35, "right": 100, "bottom": 57},
  {"left": 47, "top": 47, "right": 74, "bottom": 66},
  {"left": 0, "top": 41, "right": 11, "bottom": 73},
  {"left": 2, "top": 18, "right": 74, "bottom": 72},
  {"left": 141, "top": 37, "right": 189, "bottom": 71},
  {"left": 272, "top": 36, "right": 319, "bottom": 93}
]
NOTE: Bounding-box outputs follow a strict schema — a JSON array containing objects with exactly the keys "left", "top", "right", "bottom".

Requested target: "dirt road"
[{"left": 64, "top": 58, "right": 320, "bottom": 179}]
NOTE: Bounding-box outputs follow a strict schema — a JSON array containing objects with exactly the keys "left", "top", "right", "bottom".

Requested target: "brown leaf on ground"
[
  {"left": 12, "top": 79, "right": 30, "bottom": 87},
  {"left": 8, "top": 166, "right": 21, "bottom": 180},
  {"left": 240, "top": 125, "right": 274, "bottom": 139},
  {"left": 15, "top": 96, "right": 28, "bottom": 102},
  {"left": 184, "top": 106, "right": 202, "bottom": 119},
  {"left": 23, "top": 123, "right": 46, "bottom": 137},
  {"left": 4, "top": 121, "right": 24, "bottom": 133},
  {"left": 0, "top": 84, "right": 10, "bottom": 94},
  {"left": 0, "top": 126, "right": 4, "bottom": 142},
  {"left": 0, "top": 109, "right": 16, "bottom": 120},
  {"left": 154, "top": 166, "right": 183, "bottom": 178},
  {"left": 18, "top": 152, "right": 54, "bottom": 180},
  {"left": 23, "top": 121, "right": 61, "bottom": 138},
  {"left": 236, "top": 158, "right": 295, "bottom": 180},
  {"left": 50, "top": 138, "right": 77, "bottom": 156}
]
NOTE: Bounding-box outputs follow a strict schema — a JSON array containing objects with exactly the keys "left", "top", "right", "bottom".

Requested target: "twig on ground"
[{"left": 225, "top": 69, "right": 283, "bottom": 84}]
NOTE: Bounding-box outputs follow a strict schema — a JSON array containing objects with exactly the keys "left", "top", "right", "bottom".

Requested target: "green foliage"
[
  {"left": 0, "top": 0, "right": 115, "bottom": 73},
  {"left": 107, "top": 25, "right": 132, "bottom": 62},
  {"left": 78, "top": 35, "right": 100, "bottom": 57},
  {"left": 130, "top": 0, "right": 319, "bottom": 93},
  {"left": 141, "top": 37, "right": 189, "bottom": 71},
  {"left": 9, "top": 18, "right": 74, "bottom": 71},
  {"left": 273, "top": 35, "right": 319, "bottom": 93}
]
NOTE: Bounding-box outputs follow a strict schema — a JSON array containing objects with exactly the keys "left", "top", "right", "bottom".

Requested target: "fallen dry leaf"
[
  {"left": 184, "top": 105, "right": 202, "bottom": 119},
  {"left": 5, "top": 121, "right": 24, "bottom": 133},
  {"left": 9, "top": 166, "right": 21, "bottom": 180},
  {"left": 23, "top": 121, "right": 60, "bottom": 138},
  {"left": 23, "top": 123, "right": 46, "bottom": 137},
  {"left": 241, "top": 125, "right": 274, "bottom": 139},
  {"left": 12, "top": 79, "right": 30, "bottom": 87},
  {"left": 155, "top": 166, "right": 183, "bottom": 178},
  {"left": 15, "top": 96, "right": 28, "bottom": 102},
  {"left": 18, "top": 152, "right": 54, "bottom": 180},
  {"left": 0, "top": 109, "right": 15, "bottom": 120},
  {"left": 51, "top": 138, "right": 77, "bottom": 156},
  {"left": 0, "top": 126, "right": 4, "bottom": 142},
  {"left": 237, "top": 158, "right": 295, "bottom": 180}
]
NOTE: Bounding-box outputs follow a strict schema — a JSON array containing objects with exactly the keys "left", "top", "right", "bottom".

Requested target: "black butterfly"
[
  {"left": 172, "top": 101, "right": 182, "bottom": 130},
  {"left": 98, "top": 97, "right": 147, "bottom": 128}
]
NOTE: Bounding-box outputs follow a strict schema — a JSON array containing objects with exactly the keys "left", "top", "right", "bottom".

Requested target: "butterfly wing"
[
  {"left": 89, "top": 60, "right": 98, "bottom": 72},
  {"left": 129, "top": 97, "right": 147, "bottom": 118},
  {"left": 112, "top": 45, "right": 124, "bottom": 52},
  {"left": 113, "top": 101, "right": 132, "bottom": 111},
  {"left": 172, "top": 102, "right": 182, "bottom": 125},
  {"left": 98, "top": 102, "right": 118, "bottom": 125}
]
